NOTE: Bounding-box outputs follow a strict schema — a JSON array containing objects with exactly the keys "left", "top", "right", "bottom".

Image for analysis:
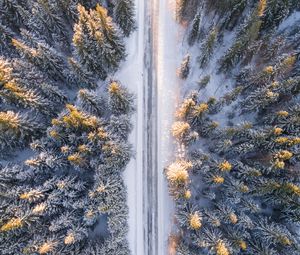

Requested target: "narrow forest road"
[
  {"left": 120, "top": 0, "right": 183, "bottom": 254},
  {"left": 155, "top": 0, "right": 183, "bottom": 254},
  {"left": 148, "top": 0, "right": 182, "bottom": 254}
]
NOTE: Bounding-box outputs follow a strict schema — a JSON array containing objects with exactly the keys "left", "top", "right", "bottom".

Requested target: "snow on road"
[
  {"left": 116, "top": 0, "right": 145, "bottom": 254},
  {"left": 155, "top": 0, "right": 184, "bottom": 254},
  {"left": 117, "top": 0, "right": 184, "bottom": 254}
]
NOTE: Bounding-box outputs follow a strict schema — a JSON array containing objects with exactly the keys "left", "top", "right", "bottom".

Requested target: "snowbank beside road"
[{"left": 116, "top": 0, "right": 145, "bottom": 254}]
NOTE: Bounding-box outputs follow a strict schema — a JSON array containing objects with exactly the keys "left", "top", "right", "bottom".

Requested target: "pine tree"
[
  {"left": 216, "top": 0, "right": 247, "bottom": 31},
  {"left": 176, "top": 94, "right": 196, "bottom": 120},
  {"left": 0, "top": 58, "right": 55, "bottom": 114},
  {"left": 166, "top": 160, "right": 192, "bottom": 185},
  {"left": 113, "top": 0, "right": 136, "bottom": 37},
  {"left": 28, "top": 0, "right": 69, "bottom": 46},
  {"left": 39, "top": 83, "right": 67, "bottom": 104},
  {"left": 0, "top": 79, "right": 54, "bottom": 114},
  {"left": 197, "top": 75, "right": 210, "bottom": 90},
  {"left": 172, "top": 121, "right": 191, "bottom": 140},
  {"left": 188, "top": 10, "right": 202, "bottom": 46},
  {"left": 176, "top": 0, "right": 189, "bottom": 23},
  {"left": 219, "top": 0, "right": 267, "bottom": 71},
  {"left": 0, "top": 21, "right": 16, "bottom": 56},
  {"left": 73, "top": 4, "right": 125, "bottom": 80},
  {"left": 78, "top": 89, "right": 105, "bottom": 116},
  {"left": 108, "top": 81, "right": 134, "bottom": 115},
  {"left": 0, "top": 0, "right": 29, "bottom": 28},
  {"left": 108, "top": 114, "right": 132, "bottom": 141},
  {"left": 55, "top": 0, "right": 79, "bottom": 23},
  {"left": 95, "top": 4, "right": 126, "bottom": 69},
  {"left": 167, "top": 2, "right": 300, "bottom": 255},
  {"left": 68, "top": 57, "right": 96, "bottom": 88},
  {"left": 0, "top": 1, "right": 133, "bottom": 254},
  {"left": 0, "top": 57, "right": 12, "bottom": 85},
  {"left": 178, "top": 54, "right": 191, "bottom": 79},
  {"left": 262, "top": 0, "right": 291, "bottom": 30},
  {"left": 73, "top": 4, "right": 107, "bottom": 79},
  {"left": 12, "top": 37, "right": 71, "bottom": 84},
  {"left": 0, "top": 111, "right": 43, "bottom": 152},
  {"left": 255, "top": 218, "right": 294, "bottom": 247},
  {"left": 198, "top": 27, "right": 218, "bottom": 68}
]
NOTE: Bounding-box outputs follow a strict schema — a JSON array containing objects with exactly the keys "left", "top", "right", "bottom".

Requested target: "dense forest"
[
  {"left": 2, "top": 0, "right": 300, "bottom": 254},
  {"left": 169, "top": 0, "right": 300, "bottom": 254},
  {"left": 0, "top": 0, "right": 135, "bottom": 254}
]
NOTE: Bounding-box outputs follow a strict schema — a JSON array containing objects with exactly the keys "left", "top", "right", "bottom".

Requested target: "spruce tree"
[
  {"left": 0, "top": 75, "right": 54, "bottom": 115},
  {"left": 216, "top": 0, "right": 247, "bottom": 31},
  {"left": 0, "top": 111, "right": 43, "bottom": 152},
  {"left": 113, "top": 0, "right": 136, "bottom": 37},
  {"left": 108, "top": 80, "right": 134, "bottom": 115},
  {"left": 12, "top": 37, "right": 71, "bottom": 83},
  {"left": 28, "top": 0, "right": 69, "bottom": 46},
  {"left": 73, "top": 4, "right": 107, "bottom": 79},
  {"left": 179, "top": 54, "right": 191, "bottom": 79},
  {"left": 55, "top": 0, "right": 79, "bottom": 23},
  {"left": 95, "top": 4, "right": 126, "bottom": 69},
  {"left": 78, "top": 88, "right": 105, "bottom": 116},
  {"left": 68, "top": 57, "right": 96, "bottom": 88},
  {"left": 198, "top": 27, "right": 218, "bottom": 68},
  {"left": 219, "top": 0, "right": 267, "bottom": 71},
  {"left": 188, "top": 10, "right": 202, "bottom": 46},
  {"left": 0, "top": 21, "right": 16, "bottom": 56},
  {"left": 0, "top": 0, "right": 29, "bottom": 28},
  {"left": 73, "top": 4, "right": 125, "bottom": 80},
  {"left": 262, "top": 0, "right": 290, "bottom": 30},
  {"left": 176, "top": 0, "right": 189, "bottom": 23},
  {"left": 0, "top": 58, "right": 57, "bottom": 115}
]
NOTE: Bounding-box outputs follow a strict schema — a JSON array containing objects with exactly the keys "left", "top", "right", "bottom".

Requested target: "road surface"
[{"left": 120, "top": 0, "right": 183, "bottom": 254}]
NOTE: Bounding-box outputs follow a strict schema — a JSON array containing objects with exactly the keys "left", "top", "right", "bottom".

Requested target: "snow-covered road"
[
  {"left": 118, "top": 0, "right": 183, "bottom": 254},
  {"left": 117, "top": 0, "right": 146, "bottom": 253},
  {"left": 155, "top": 0, "right": 183, "bottom": 254}
]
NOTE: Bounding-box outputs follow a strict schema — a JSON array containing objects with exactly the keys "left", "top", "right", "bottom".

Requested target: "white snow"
[
  {"left": 155, "top": 0, "right": 184, "bottom": 254},
  {"left": 179, "top": 12, "right": 244, "bottom": 130},
  {"left": 278, "top": 11, "right": 300, "bottom": 32},
  {"left": 116, "top": 0, "right": 145, "bottom": 254}
]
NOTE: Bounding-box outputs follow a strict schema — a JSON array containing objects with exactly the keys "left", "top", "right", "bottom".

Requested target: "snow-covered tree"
[
  {"left": 113, "top": 0, "right": 136, "bottom": 37},
  {"left": 188, "top": 10, "right": 202, "bottom": 46},
  {"left": 0, "top": 111, "right": 43, "bottom": 153},
  {"left": 108, "top": 80, "right": 134, "bottom": 115},
  {"left": 178, "top": 54, "right": 191, "bottom": 79},
  {"left": 12, "top": 37, "right": 71, "bottom": 83},
  {"left": 198, "top": 27, "right": 218, "bottom": 68},
  {"left": 219, "top": 0, "right": 267, "bottom": 71},
  {"left": 169, "top": 2, "right": 300, "bottom": 254},
  {"left": 0, "top": 2, "right": 135, "bottom": 254},
  {"left": 95, "top": 4, "right": 126, "bottom": 68},
  {"left": 73, "top": 4, "right": 125, "bottom": 80}
]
